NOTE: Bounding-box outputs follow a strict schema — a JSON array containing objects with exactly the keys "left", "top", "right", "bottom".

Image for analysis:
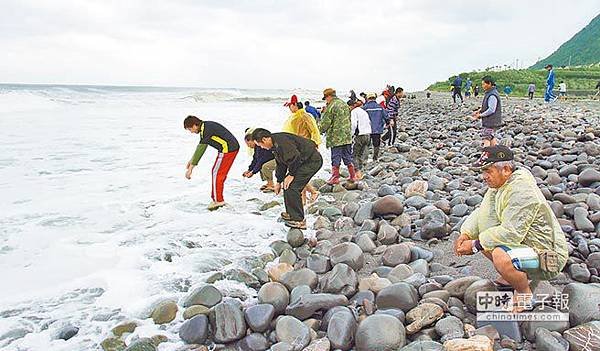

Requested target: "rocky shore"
[{"left": 100, "top": 95, "right": 600, "bottom": 351}]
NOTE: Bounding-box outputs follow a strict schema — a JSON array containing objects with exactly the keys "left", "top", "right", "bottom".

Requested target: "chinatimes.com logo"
[{"left": 476, "top": 291, "right": 569, "bottom": 322}]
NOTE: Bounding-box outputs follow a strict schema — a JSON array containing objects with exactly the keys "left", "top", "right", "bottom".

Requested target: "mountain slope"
[{"left": 531, "top": 14, "right": 600, "bottom": 68}]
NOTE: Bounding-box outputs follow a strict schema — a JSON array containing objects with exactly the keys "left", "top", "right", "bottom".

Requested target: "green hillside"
[
  {"left": 531, "top": 13, "right": 600, "bottom": 69},
  {"left": 427, "top": 65, "right": 600, "bottom": 97}
]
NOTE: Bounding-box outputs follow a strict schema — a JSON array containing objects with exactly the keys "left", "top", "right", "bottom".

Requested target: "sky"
[{"left": 1, "top": 0, "right": 599, "bottom": 91}]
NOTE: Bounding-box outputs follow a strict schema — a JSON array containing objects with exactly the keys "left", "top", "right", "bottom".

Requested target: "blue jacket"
[
  {"left": 363, "top": 100, "right": 388, "bottom": 134},
  {"left": 452, "top": 77, "right": 463, "bottom": 87},
  {"left": 305, "top": 105, "right": 321, "bottom": 120},
  {"left": 546, "top": 70, "right": 555, "bottom": 87},
  {"left": 248, "top": 146, "right": 274, "bottom": 174}
]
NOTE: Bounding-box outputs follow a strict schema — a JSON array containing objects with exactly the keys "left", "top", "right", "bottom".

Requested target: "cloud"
[{"left": 1, "top": 0, "right": 599, "bottom": 90}]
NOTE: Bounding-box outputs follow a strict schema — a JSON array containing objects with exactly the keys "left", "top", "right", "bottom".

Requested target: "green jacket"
[
  {"left": 461, "top": 168, "right": 568, "bottom": 270},
  {"left": 319, "top": 97, "right": 352, "bottom": 148}
]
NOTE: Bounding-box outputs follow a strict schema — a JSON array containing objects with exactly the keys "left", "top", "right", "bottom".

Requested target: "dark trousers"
[
  {"left": 353, "top": 134, "right": 370, "bottom": 170},
  {"left": 528, "top": 91, "right": 534, "bottom": 99},
  {"left": 452, "top": 87, "right": 463, "bottom": 103},
  {"left": 388, "top": 118, "right": 398, "bottom": 146},
  {"left": 284, "top": 152, "right": 323, "bottom": 221},
  {"left": 370, "top": 133, "right": 381, "bottom": 147},
  {"left": 331, "top": 144, "right": 354, "bottom": 167}
]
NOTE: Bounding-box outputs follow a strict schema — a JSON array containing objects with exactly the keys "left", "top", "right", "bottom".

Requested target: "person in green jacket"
[
  {"left": 454, "top": 146, "right": 568, "bottom": 310},
  {"left": 319, "top": 88, "right": 358, "bottom": 184}
]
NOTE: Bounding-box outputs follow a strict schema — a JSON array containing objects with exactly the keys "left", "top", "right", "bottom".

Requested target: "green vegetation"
[
  {"left": 427, "top": 65, "right": 600, "bottom": 97},
  {"left": 531, "top": 14, "right": 600, "bottom": 69}
]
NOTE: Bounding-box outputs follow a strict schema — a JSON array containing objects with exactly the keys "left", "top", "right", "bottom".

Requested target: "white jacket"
[{"left": 351, "top": 107, "right": 372, "bottom": 136}]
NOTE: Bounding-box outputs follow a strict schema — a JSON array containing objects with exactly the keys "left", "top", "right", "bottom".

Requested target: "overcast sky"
[{"left": 1, "top": 0, "right": 599, "bottom": 91}]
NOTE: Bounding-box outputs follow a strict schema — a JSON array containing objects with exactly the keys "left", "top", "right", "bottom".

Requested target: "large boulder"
[
  {"left": 444, "top": 276, "right": 481, "bottom": 299},
  {"left": 405, "top": 303, "right": 444, "bottom": 335},
  {"left": 355, "top": 314, "right": 406, "bottom": 351},
  {"left": 151, "top": 301, "right": 177, "bottom": 325},
  {"left": 327, "top": 309, "right": 357, "bottom": 350},
  {"left": 420, "top": 209, "right": 450, "bottom": 239},
  {"left": 275, "top": 316, "right": 311, "bottom": 351},
  {"left": 329, "top": 242, "right": 364, "bottom": 271},
  {"left": 382, "top": 244, "right": 412, "bottom": 267},
  {"left": 209, "top": 301, "right": 246, "bottom": 343},
  {"left": 563, "top": 321, "right": 600, "bottom": 351},
  {"left": 182, "top": 284, "right": 222, "bottom": 308},
  {"left": 377, "top": 222, "right": 399, "bottom": 245},
  {"left": 376, "top": 283, "right": 419, "bottom": 312},
  {"left": 258, "top": 282, "right": 290, "bottom": 314},
  {"left": 280, "top": 268, "right": 318, "bottom": 291},
  {"left": 178, "top": 315, "right": 209, "bottom": 344},
  {"left": 354, "top": 202, "right": 374, "bottom": 225},
  {"left": 579, "top": 168, "right": 600, "bottom": 187},
  {"left": 373, "top": 195, "right": 404, "bottom": 217},
  {"left": 563, "top": 283, "right": 600, "bottom": 326},
  {"left": 244, "top": 304, "right": 275, "bottom": 333},
  {"left": 319, "top": 263, "right": 358, "bottom": 297},
  {"left": 286, "top": 293, "right": 348, "bottom": 320}
]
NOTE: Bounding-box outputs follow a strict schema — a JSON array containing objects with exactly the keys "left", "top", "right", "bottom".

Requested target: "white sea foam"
[{"left": 0, "top": 84, "right": 327, "bottom": 350}]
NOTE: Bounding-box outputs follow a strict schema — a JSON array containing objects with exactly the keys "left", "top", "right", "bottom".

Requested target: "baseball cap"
[
  {"left": 322, "top": 88, "right": 336, "bottom": 100},
  {"left": 366, "top": 92, "right": 377, "bottom": 99},
  {"left": 284, "top": 94, "right": 298, "bottom": 107},
  {"left": 544, "top": 64, "right": 553, "bottom": 69},
  {"left": 472, "top": 145, "right": 514, "bottom": 170}
]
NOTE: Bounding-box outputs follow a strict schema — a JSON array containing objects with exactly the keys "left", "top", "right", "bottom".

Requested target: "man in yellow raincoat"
[
  {"left": 454, "top": 146, "right": 568, "bottom": 307},
  {"left": 282, "top": 94, "right": 321, "bottom": 204}
]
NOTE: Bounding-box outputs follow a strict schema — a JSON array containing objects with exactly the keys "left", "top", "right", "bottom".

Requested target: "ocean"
[{"left": 0, "top": 84, "right": 327, "bottom": 350}]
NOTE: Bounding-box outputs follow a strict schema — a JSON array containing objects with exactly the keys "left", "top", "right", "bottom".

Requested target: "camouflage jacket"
[{"left": 319, "top": 97, "right": 352, "bottom": 148}]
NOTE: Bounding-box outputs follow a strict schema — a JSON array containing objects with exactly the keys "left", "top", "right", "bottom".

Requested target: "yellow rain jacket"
[
  {"left": 461, "top": 168, "right": 568, "bottom": 278},
  {"left": 283, "top": 109, "right": 322, "bottom": 146}
]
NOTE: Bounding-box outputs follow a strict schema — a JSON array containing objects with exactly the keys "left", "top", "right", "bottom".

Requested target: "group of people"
[
  {"left": 450, "top": 76, "right": 481, "bottom": 103},
  {"left": 183, "top": 86, "right": 404, "bottom": 229},
  {"left": 182, "top": 75, "right": 570, "bottom": 309}
]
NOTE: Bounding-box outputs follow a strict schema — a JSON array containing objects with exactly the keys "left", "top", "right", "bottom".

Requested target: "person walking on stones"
[
  {"left": 320, "top": 88, "right": 358, "bottom": 184},
  {"left": 558, "top": 81, "right": 567, "bottom": 100},
  {"left": 473, "top": 85, "right": 480, "bottom": 98},
  {"left": 385, "top": 87, "right": 403, "bottom": 146},
  {"left": 454, "top": 146, "right": 568, "bottom": 310},
  {"left": 350, "top": 98, "right": 372, "bottom": 179},
  {"left": 242, "top": 129, "right": 276, "bottom": 192},
  {"left": 527, "top": 82, "right": 535, "bottom": 99},
  {"left": 363, "top": 92, "right": 388, "bottom": 162},
  {"left": 472, "top": 76, "right": 502, "bottom": 148},
  {"left": 544, "top": 64, "right": 557, "bottom": 103},
  {"left": 184, "top": 116, "right": 240, "bottom": 211},
  {"left": 251, "top": 128, "right": 323, "bottom": 229},
  {"left": 464, "top": 77, "right": 473, "bottom": 98},
  {"left": 282, "top": 94, "right": 322, "bottom": 203},
  {"left": 451, "top": 75, "right": 464, "bottom": 104}
]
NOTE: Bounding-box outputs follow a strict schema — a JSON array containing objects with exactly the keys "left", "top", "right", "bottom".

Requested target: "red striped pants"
[{"left": 211, "top": 150, "right": 238, "bottom": 202}]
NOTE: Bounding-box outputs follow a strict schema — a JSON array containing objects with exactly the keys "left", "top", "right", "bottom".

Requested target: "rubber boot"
[
  {"left": 373, "top": 147, "right": 380, "bottom": 161},
  {"left": 327, "top": 166, "right": 340, "bottom": 185},
  {"left": 347, "top": 164, "right": 359, "bottom": 182}
]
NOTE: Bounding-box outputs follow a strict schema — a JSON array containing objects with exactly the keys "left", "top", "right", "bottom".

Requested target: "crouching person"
[
  {"left": 453, "top": 146, "right": 568, "bottom": 310},
  {"left": 242, "top": 129, "right": 276, "bottom": 192},
  {"left": 252, "top": 128, "right": 323, "bottom": 229}
]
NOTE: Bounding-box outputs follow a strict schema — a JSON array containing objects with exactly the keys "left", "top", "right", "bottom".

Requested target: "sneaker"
[
  {"left": 284, "top": 220, "right": 306, "bottom": 230},
  {"left": 208, "top": 201, "right": 226, "bottom": 211}
]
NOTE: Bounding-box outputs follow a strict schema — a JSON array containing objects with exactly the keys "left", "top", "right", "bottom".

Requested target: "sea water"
[{"left": 0, "top": 84, "right": 326, "bottom": 350}]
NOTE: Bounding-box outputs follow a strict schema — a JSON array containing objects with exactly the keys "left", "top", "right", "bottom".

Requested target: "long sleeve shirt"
[
  {"left": 271, "top": 133, "right": 318, "bottom": 183},
  {"left": 190, "top": 121, "right": 240, "bottom": 165},
  {"left": 480, "top": 95, "right": 498, "bottom": 118},
  {"left": 385, "top": 95, "right": 400, "bottom": 119},
  {"left": 351, "top": 107, "right": 372, "bottom": 136},
  {"left": 248, "top": 146, "right": 274, "bottom": 174},
  {"left": 546, "top": 70, "right": 555, "bottom": 86}
]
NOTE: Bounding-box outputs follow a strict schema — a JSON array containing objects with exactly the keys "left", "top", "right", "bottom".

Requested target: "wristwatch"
[{"left": 471, "top": 242, "right": 479, "bottom": 254}]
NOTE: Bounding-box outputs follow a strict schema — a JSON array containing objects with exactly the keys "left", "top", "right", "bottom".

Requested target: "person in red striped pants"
[{"left": 184, "top": 116, "right": 239, "bottom": 211}]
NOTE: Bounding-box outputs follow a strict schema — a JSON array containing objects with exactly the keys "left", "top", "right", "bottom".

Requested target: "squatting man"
[{"left": 453, "top": 146, "right": 568, "bottom": 311}]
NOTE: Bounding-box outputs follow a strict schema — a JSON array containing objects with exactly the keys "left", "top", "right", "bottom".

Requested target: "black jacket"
[{"left": 271, "top": 132, "right": 318, "bottom": 183}]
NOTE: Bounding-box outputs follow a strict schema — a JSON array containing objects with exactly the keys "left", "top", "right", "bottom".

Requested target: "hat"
[
  {"left": 544, "top": 64, "right": 553, "bottom": 69},
  {"left": 322, "top": 88, "right": 336, "bottom": 100},
  {"left": 366, "top": 92, "right": 377, "bottom": 99},
  {"left": 472, "top": 145, "right": 514, "bottom": 170},
  {"left": 284, "top": 94, "right": 298, "bottom": 107}
]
